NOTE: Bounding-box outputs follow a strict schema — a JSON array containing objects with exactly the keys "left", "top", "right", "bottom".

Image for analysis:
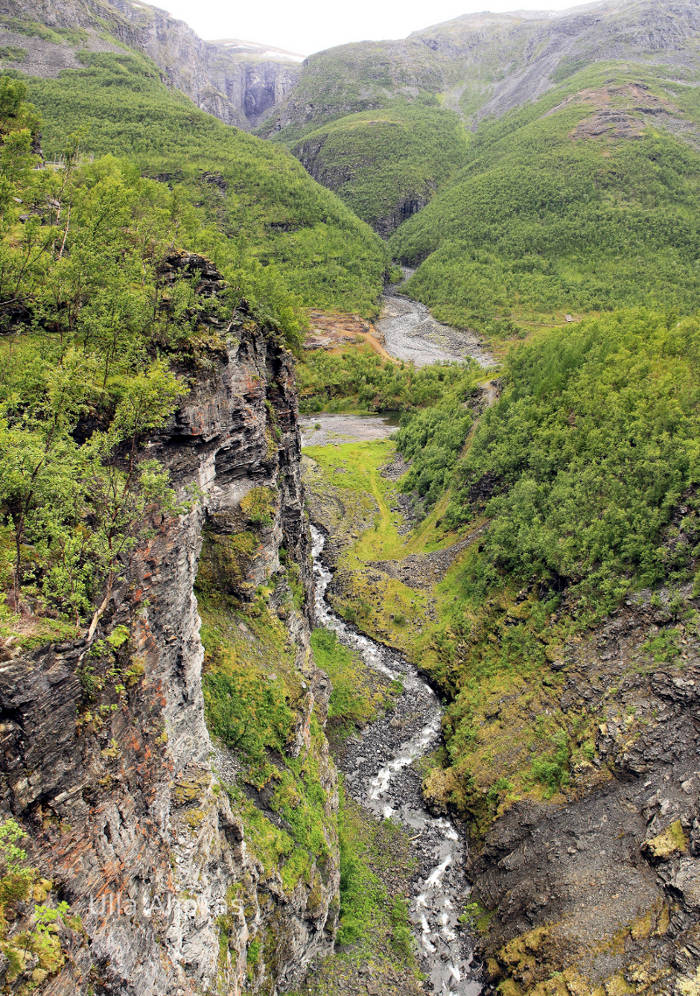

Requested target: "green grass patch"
[{"left": 311, "top": 627, "right": 399, "bottom": 740}]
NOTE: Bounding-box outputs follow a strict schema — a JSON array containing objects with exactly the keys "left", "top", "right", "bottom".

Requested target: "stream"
[{"left": 311, "top": 524, "right": 482, "bottom": 996}]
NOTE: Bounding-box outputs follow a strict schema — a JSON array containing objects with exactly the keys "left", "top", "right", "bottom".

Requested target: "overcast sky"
[{"left": 151, "top": 0, "right": 584, "bottom": 56}]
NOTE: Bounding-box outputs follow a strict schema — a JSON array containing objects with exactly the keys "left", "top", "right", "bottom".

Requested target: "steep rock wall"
[
  {"left": 0, "top": 254, "right": 337, "bottom": 995},
  {"left": 468, "top": 587, "right": 700, "bottom": 993},
  {"left": 0, "top": 0, "right": 301, "bottom": 130}
]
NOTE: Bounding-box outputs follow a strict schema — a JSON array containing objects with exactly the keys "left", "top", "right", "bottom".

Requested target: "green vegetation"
[
  {"left": 198, "top": 580, "right": 336, "bottom": 896},
  {"left": 390, "top": 67, "right": 700, "bottom": 335},
  {"left": 299, "top": 346, "right": 478, "bottom": 414},
  {"left": 20, "top": 51, "right": 390, "bottom": 319},
  {"left": 311, "top": 627, "right": 399, "bottom": 741},
  {"left": 0, "top": 46, "right": 28, "bottom": 63},
  {"left": 446, "top": 311, "right": 700, "bottom": 608},
  {"left": 304, "top": 308, "right": 699, "bottom": 826},
  {"left": 304, "top": 436, "right": 451, "bottom": 655},
  {"left": 0, "top": 80, "right": 198, "bottom": 638},
  {"left": 290, "top": 789, "right": 422, "bottom": 996},
  {"left": 261, "top": 42, "right": 444, "bottom": 146},
  {"left": 0, "top": 818, "right": 79, "bottom": 992},
  {"left": 394, "top": 371, "right": 477, "bottom": 511},
  {"left": 0, "top": 16, "right": 87, "bottom": 47},
  {"left": 293, "top": 100, "right": 468, "bottom": 232}
]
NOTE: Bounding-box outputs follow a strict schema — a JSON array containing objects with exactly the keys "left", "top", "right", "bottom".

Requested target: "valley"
[{"left": 0, "top": 0, "right": 698, "bottom": 994}]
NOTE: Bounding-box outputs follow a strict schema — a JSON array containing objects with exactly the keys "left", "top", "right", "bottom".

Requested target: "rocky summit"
[{"left": 0, "top": 2, "right": 698, "bottom": 995}]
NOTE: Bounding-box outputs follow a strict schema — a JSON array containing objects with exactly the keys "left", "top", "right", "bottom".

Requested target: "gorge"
[{"left": 0, "top": 0, "right": 698, "bottom": 994}]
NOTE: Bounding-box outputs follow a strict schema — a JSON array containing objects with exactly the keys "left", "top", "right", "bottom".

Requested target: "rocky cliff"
[
  {"left": 467, "top": 584, "right": 700, "bottom": 994},
  {"left": 0, "top": 253, "right": 338, "bottom": 995},
  {"left": 0, "top": 0, "right": 301, "bottom": 130}
]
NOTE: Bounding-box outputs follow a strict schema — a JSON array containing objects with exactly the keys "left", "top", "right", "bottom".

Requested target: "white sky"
[{"left": 150, "top": 0, "right": 585, "bottom": 56}]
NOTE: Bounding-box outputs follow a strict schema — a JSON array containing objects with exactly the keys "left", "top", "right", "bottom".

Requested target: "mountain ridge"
[{"left": 0, "top": 0, "right": 302, "bottom": 129}]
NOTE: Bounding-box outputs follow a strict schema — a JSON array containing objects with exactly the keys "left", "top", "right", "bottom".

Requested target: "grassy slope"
[
  {"left": 389, "top": 63, "right": 699, "bottom": 337},
  {"left": 21, "top": 50, "right": 390, "bottom": 316},
  {"left": 292, "top": 100, "right": 469, "bottom": 232}
]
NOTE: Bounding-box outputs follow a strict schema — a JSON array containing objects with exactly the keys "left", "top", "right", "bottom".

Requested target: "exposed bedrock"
[{"left": 0, "top": 254, "right": 338, "bottom": 995}]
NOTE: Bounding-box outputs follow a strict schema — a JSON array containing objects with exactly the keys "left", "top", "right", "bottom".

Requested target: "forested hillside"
[
  {"left": 262, "top": 0, "right": 699, "bottom": 241},
  {"left": 293, "top": 100, "right": 468, "bottom": 235},
  {"left": 391, "top": 66, "right": 699, "bottom": 336}
]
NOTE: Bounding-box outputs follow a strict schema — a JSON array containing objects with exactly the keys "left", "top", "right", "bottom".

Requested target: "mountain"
[
  {"left": 0, "top": 0, "right": 392, "bottom": 319},
  {"left": 259, "top": 0, "right": 699, "bottom": 237},
  {"left": 264, "top": 0, "right": 699, "bottom": 139},
  {"left": 0, "top": 0, "right": 301, "bottom": 130},
  {"left": 390, "top": 63, "right": 699, "bottom": 336}
]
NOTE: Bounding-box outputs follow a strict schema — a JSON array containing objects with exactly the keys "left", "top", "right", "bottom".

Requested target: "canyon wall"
[
  {"left": 0, "top": 0, "right": 301, "bottom": 130},
  {"left": 0, "top": 253, "right": 337, "bottom": 995}
]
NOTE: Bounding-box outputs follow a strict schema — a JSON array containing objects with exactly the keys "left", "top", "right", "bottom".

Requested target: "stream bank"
[{"left": 294, "top": 282, "right": 496, "bottom": 994}]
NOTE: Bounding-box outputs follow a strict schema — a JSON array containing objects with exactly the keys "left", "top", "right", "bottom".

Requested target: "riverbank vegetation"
[
  {"left": 310, "top": 628, "right": 401, "bottom": 746},
  {"left": 290, "top": 789, "right": 423, "bottom": 996},
  {"left": 299, "top": 347, "right": 478, "bottom": 414},
  {"left": 303, "top": 308, "right": 700, "bottom": 825}
]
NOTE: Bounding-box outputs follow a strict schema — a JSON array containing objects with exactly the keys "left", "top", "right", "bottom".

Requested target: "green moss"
[
  {"left": 198, "top": 572, "right": 336, "bottom": 901},
  {"left": 643, "top": 820, "right": 689, "bottom": 860},
  {"left": 312, "top": 627, "right": 399, "bottom": 738},
  {"left": 197, "top": 530, "right": 260, "bottom": 597},
  {"left": 0, "top": 820, "right": 75, "bottom": 992},
  {"left": 240, "top": 486, "right": 277, "bottom": 528}
]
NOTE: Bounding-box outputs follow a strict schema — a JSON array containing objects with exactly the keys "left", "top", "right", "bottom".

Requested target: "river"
[
  {"left": 375, "top": 271, "right": 496, "bottom": 370},
  {"left": 310, "top": 524, "right": 482, "bottom": 996}
]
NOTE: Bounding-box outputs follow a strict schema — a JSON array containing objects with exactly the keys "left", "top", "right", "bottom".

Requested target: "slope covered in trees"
[
  {"left": 12, "top": 48, "right": 390, "bottom": 320},
  {"left": 261, "top": 0, "right": 698, "bottom": 238},
  {"left": 0, "top": 78, "right": 195, "bottom": 639},
  {"left": 293, "top": 100, "right": 468, "bottom": 235},
  {"left": 390, "top": 66, "right": 699, "bottom": 337}
]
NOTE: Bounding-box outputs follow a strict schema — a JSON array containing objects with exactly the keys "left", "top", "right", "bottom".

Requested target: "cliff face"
[
  {"left": 0, "top": 0, "right": 301, "bottom": 131},
  {"left": 468, "top": 585, "right": 700, "bottom": 993},
  {"left": 0, "top": 254, "right": 337, "bottom": 995}
]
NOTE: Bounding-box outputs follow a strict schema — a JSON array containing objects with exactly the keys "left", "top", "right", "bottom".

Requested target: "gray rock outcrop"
[{"left": 0, "top": 252, "right": 338, "bottom": 995}]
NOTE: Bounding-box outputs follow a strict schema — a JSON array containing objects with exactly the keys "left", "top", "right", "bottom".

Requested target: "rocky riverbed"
[
  {"left": 311, "top": 522, "right": 482, "bottom": 996},
  {"left": 376, "top": 274, "right": 496, "bottom": 370}
]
